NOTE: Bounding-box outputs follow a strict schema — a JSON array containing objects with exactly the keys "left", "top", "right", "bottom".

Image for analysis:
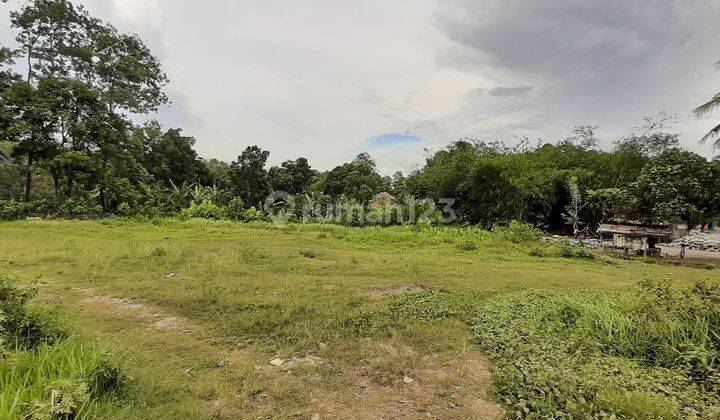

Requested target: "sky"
[{"left": 1, "top": 0, "right": 720, "bottom": 174}]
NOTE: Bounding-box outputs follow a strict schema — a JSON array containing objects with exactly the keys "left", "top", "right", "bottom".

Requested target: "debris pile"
[
  {"left": 540, "top": 236, "right": 604, "bottom": 248},
  {"left": 669, "top": 231, "right": 720, "bottom": 252}
]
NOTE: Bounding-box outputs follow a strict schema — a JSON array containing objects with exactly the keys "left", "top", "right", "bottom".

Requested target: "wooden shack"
[{"left": 597, "top": 221, "right": 688, "bottom": 255}]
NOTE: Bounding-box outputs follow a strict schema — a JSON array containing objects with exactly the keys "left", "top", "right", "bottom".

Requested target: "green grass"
[
  {"left": 472, "top": 282, "right": 720, "bottom": 418},
  {"left": 1, "top": 275, "right": 126, "bottom": 419},
  {"left": 0, "top": 338, "right": 126, "bottom": 419},
  {"left": 0, "top": 219, "right": 717, "bottom": 418}
]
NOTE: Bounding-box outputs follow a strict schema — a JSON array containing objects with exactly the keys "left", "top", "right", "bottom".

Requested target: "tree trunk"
[
  {"left": 66, "top": 175, "right": 74, "bottom": 197},
  {"left": 52, "top": 174, "right": 60, "bottom": 200},
  {"left": 99, "top": 155, "right": 108, "bottom": 211},
  {"left": 99, "top": 185, "right": 106, "bottom": 211},
  {"left": 24, "top": 155, "right": 33, "bottom": 202}
]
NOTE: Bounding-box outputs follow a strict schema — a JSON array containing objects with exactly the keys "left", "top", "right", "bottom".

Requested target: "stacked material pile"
[{"left": 669, "top": 231, "right": 720, "bottom": 252}]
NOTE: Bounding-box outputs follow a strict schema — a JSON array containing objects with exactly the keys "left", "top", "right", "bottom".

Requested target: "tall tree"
[
  {"left": 322, "top": 153, "right": 385, "bottom": 203},
  {"left": 230, "top": 146, "right": 270, "bottom": 207},
  {"left": 138, "top": 122, "right": 205, "bottom": 187},
  {"left": 7, "top": 0, "right": 169, "bottom": 207},
  {"left": 268, "top": 157, "right": 316, "bottom": 194},
  {"left": 4, "top": 79, "right": 58, "bottom": 201},
  {"left": 618, "top": 148, "right": 716, "bottom": 225}
]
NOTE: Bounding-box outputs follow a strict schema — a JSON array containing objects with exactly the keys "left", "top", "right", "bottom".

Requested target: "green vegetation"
[
  {"left": 0, "top": 220, "right": 717, "bottom": 417},
  {"left": 1, "top": 1, "right": 720, "bottom": 417},
  {"left": 1, "top": 1, "right": 719, "bottom": 233},
  {"left": 0, "top": 276, "right": 125, "bottom": 419},
  {"left": 472, "top": 280, "right": 720, "bottom": 418}
]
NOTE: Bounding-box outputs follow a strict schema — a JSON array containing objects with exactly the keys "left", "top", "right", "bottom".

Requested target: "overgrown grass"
[
  {"left": 0, "top": 338, "right": 125, "bottom": 419},
  {"left": 0, "top": 220, "right": 717, "bottom": 417},
  {"left": 472, "top": 280, "right": 720, "bottom": 418},
  {"left": 0, "top": 276, "right": 126, "bottom": 419}
]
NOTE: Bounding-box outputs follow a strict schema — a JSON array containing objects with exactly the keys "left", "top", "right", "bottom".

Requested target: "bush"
[
  {"left": 559, "top": 244, "right": 596, "bottom": 259},
  {"left": 178, "top": 202, "right": 225, "bottom": 220},
  {"left": 0, "top": 199, "right": 59, "bottom": 220},
  {"left": 0, "top": 277, "right": 126, "bottom": 419},
  {"left": 0, "top": 338, "right": 125, "bottom": 419},
  {"left": 472, "top": 280, "right": 720, "bottom": 418},
  {"left": 0, "top": 276, "right": 66, "bottom": 349},
  {"left": 56, "top": 198, "right": 103, "bottom": 218},
  {"left": 239, "top": 206, "right": 266, "bottom": 222},
  {"left": 458, "top": 240, "right": 478, "bottom": 251},
  {"left": 223, "top": 197, "right": 245, "bottom": 221},
  {"left": 0, "top": 199, "right": 27, "bottom": 220},
  {"left": 496, "top": 220, "right": 541, "bottom": 243}
]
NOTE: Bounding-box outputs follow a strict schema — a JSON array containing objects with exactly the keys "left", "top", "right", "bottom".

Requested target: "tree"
[
  {"left": 619, "top": 148, "right": 715, "bottom": 225},
  {"left": 3, "top": 80, "right": 59, "bottom": 201},
  {"left": 322, "top": 153, "right": 385, "bottom": 203},
  {"left": 202, "top": 158, "right": 232, "bottom": 189},
  {"left": 268, "top": 157, "right": 316, "bottom": 194},
  {"left": 562, "top": 177, "right": 587, "bottom": 233},
  {"left": 390, "top": 171, "right": 407, "bottom": 198},
  {"left": 230, "top": 146, "right": 270, "bottom": 207},
  {"left": 7, "top": 0, "right": 169, "bottom": 207},
  {"left": 136, "top": 123, "right": 205, "bottom": 187},
  {"left": 560, "top": 125, "right": 600, "bottom": 150},
  {"left": 694, "top": 61, "right": 720, "bottom": 148}
]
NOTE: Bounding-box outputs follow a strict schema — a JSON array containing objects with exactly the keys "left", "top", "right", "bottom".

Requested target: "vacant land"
[{"left": 1, "top": 220, "right": 717, "bottom": 418}]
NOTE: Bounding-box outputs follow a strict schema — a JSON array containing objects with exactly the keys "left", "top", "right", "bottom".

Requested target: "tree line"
[{"left": 1, "top": 0, "right": 719, "bottom": 231}]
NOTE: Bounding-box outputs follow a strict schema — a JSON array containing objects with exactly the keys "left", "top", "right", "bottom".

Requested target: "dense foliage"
[
  {"left": 472, "top": 281, "right": 720, "bottom": 418},
  {"left": 1, "top": 1, "right": 719, "bottom": 231}
]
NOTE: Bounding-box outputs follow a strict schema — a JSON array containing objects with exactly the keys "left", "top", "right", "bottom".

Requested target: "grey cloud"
[
  {"left": 355, "top": 87, "right": 383, "bottom": 106},
  {"left": 434, "top": 0, "right": 720, "bottom": 153},
  {"left": 487, "top": 86, "right": 533, "bottom": 98}
]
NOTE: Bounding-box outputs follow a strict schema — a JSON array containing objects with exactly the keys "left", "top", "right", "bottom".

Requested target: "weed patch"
[
  {"left": 0, "top": 276, "right": 126, "bottom": 419},
  {"left": 471, "top": 280, "right": 720, "bottom": 418},
  {"left": 342, "top": 290, "right": 485, "bottom": 337}
]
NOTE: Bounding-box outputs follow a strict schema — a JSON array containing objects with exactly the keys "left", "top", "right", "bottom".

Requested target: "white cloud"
[{"left": 111, "top": 0, "right": 163, "bottom": 27}]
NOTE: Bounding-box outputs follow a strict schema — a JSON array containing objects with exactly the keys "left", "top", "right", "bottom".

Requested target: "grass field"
[{"left": 1, "top": 220, "right": 717, "bottom": 418}]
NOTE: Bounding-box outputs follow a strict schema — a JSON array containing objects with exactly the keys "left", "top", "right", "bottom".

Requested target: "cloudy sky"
[{"left": 2, "top": 0, "right": 720, "bottom": 173}]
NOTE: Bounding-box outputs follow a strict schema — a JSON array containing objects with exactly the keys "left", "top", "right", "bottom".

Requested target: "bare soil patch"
[
  {"left": 321, "top": 341, "right": 503, "bottom": 419},
  {"left": 81, "top": 291, "right": 192, "bottom": 332}
]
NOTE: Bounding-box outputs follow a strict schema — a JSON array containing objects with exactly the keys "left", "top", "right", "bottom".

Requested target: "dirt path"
[{"left": 45, "top": 287, "right": 502, "bottom": 419}]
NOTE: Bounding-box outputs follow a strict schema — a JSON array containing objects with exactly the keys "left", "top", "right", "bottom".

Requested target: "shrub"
[
  {"left": 116, "top": 202, "right": 131, "bottom": 216},
  {"left": 56, "top": 199, "right": 103, "bottom": 218},
  {"left": 496, "top": 220, "right": 541, "bottom": 243},
  {"left": 559, "top": 244, "right": 596, "bottom": 259},
  {"left": 458, "top": 240, "right": 478, "bottom": 251},
  {"left": 0, "top": 277, "right": 126, "bottom": 419},
  {"left": 178, "top": 202, "right": 225, "bottom": 220},
  {"left": 527, "top": 245, "right": 549, "bottom": 257},
  {"left": 0, "top": 338, "right": 126, "bottom": 419},
  {"left": 0, "top": 276, "right": 66, "bottom": 349},
  {"left": 240, "top": 206, "right": 266, "bottom": 222},
  {"left": 224, "top": 197, "right": 246, "bottom": 221},
  {"left": 0, "top": 199, "right": 26, "bottom": 220},
  {"left": 472, "top": 281, "right": 720, "bottom": 418}
]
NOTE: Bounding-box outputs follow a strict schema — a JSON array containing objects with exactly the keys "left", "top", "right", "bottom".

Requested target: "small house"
[
  {"left": 597, "top": 221, "right": 688, "bottom": 255},
  {"left": 369, "top": 192, "right": 397, "bottom": 206}
]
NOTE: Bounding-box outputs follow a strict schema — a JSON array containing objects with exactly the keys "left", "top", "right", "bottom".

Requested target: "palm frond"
[
  {"left": 693, "top": 93, "right": 720, "bottom": 116},
  {"left": 699, "top": 122, "right": 720, "bottom": 149}
]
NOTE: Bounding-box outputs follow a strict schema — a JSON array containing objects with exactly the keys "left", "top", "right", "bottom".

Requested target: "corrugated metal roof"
[{"left": 597, "top": 223, "right": 673, "bottom": 238}]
